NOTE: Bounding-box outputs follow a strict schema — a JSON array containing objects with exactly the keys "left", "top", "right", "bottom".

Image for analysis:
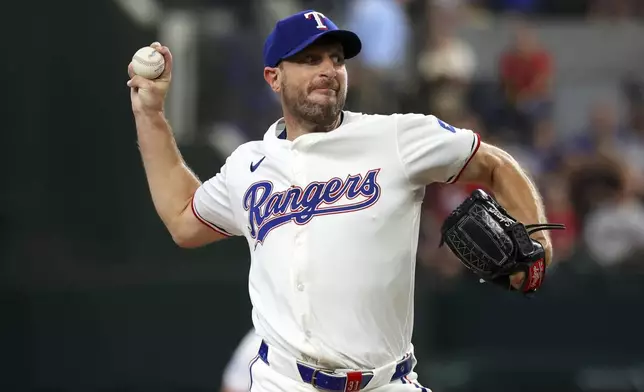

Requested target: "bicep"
[
  {"left": 171, "top": 203, "right": 229, "bottom": 248},
  {"left": 455, "top": 142, "right": 515, "bottom": 187},
  {"left": 173, "top": 163, "right": 243, "bottom": 248}
]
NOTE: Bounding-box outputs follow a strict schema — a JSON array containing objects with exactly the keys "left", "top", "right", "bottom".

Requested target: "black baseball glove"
[{"left": 439, "top": 189, "right": 565, "bottom": 295}]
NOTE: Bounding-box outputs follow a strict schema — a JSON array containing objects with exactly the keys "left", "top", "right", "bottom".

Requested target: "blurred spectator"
[
  {"left": 498, "top": 19, "right": 553, "bottom": 144},
  {"left": 582, "top": 159, "right": 644, "bottom": 271},
  {"left": 561, "top": 100, "right": 631, "bottom": 170},
  {"left": 529, "top": 119, "right": 564, "bottom": 176},
  {"left": 568, "top": 155, "right": 626, "bottom": 228},
  {"left": 417, "top": 0, "right": 477, "bottom": 121},
  {"left": 345, "top": 0, "right": 412, "bottom": 114},
  {"left": 491, "top": 119, "right": 562, "bottom": 182}
]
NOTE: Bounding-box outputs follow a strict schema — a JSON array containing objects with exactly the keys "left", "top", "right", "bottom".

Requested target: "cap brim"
[{"left": 281, "top": 30, "right": 362, "bottom": 64}]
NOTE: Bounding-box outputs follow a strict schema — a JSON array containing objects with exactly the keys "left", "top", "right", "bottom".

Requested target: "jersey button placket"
[{"left": 292, "top": 145, "right": 311, "bottom": 340}]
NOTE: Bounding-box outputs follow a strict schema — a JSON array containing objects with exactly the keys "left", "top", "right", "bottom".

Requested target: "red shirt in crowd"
[{"left": 500, "top": 49, "right": 552, "bottom": 100}]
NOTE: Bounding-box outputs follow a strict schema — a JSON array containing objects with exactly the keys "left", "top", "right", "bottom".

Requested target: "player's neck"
[{"left": 282, "top": 112, "right": 342, "bottom": 141}]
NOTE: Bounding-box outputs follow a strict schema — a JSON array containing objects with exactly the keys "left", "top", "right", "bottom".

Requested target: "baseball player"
[{"left": 127, "top": 9, "right": 555, "bottom": 392}]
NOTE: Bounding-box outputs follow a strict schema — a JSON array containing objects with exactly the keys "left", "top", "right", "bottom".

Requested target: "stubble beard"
[{"left": 281, "top": 80, "right": 346, "bottom": 130}]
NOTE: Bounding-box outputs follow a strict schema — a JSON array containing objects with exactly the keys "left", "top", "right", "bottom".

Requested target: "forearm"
[
  {"left": 489, "top": 150, "right": 552, "bottom": 263},
  {"left": 135, "top": 111, "right": 201, "bottom": 233}
]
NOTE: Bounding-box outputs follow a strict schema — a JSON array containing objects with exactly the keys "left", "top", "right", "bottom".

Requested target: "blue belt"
[{"left": 258, "top": 340, "right": 413, "bottom": 391}]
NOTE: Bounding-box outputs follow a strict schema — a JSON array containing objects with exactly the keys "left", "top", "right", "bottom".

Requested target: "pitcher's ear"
[{"left": 264, "top": 66, "right": 281, "bottom": 92}]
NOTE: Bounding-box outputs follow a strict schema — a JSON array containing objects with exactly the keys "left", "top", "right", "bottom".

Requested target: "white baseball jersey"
[
  {"left": 221, "top": 329, "right": 262, "bottom": 392},
  {"left": 193, "top": 111, "right": 479, "bottom": 370}
]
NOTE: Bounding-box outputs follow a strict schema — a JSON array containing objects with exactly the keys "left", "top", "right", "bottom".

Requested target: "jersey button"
[{"left": 297, "top": 283, "right": 305, "bottom": 291}]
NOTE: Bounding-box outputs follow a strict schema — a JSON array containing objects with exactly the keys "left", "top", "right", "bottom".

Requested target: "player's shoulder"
[
  {"left": 340, "top": 111, "right": 400, "bottom": 137},
  {"left": 229, "top": 141, "right": 262, "bottom": 158},
  {"left": 344, "top": 111, "right": 462, "bottom": 138},
  {"left": 343, "top": 110, "right": 397, "bottom": 124},
  {"left": 341, "top": 111, "right": 461, "bottom": 140},
  {"left": 391, "top": 112, "right": 470, "bottom": 134},
  {"left": 343, "top": 111, "right": 444, "bottom": 127},
  {"left": 391, "top": 111, "right": 441, "bottom": 124}
]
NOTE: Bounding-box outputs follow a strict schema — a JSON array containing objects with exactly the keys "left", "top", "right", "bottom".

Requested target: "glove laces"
[{"left": 524, "top": 223, "right": 566, "bottom": 235}]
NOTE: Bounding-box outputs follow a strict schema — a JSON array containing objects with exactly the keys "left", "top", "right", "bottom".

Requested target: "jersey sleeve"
[
  {"left": 395, "top": 113, "right": 480, "bottom": 186},
  {"left": 191, "top": 160, "right": 243, "bottom": 237}
]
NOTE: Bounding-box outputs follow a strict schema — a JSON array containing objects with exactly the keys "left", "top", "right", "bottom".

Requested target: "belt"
[{"left": 257, "top": 340, "right": 414, "bottom": 392}]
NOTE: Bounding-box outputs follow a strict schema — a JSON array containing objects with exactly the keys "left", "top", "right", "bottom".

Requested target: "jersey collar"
[{"left": 267, "top": 111, "right": 346, "bottom": 141}]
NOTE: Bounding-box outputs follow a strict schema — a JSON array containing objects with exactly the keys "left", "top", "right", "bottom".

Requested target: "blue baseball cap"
[{"left": 263, "top": 10, "right": 362, "bottom": 68}]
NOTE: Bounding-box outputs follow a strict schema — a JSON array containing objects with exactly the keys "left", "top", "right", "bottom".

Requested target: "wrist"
[
  {"left": 532, "top": 235, "right": 553, "bottom": 266},
  {"left": 134, "top": 108, "right": 165, "bottom": 118},
  {"left": 134, "top": 110, "right": 169, "bottom": 131}
]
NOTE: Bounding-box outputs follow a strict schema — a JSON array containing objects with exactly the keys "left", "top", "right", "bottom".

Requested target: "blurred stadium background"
[{"left": 3, "top": 0, "right": 644, "bottom": 391}]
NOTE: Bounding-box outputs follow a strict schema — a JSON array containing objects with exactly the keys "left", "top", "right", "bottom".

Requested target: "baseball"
[{"left": 131, "top": 46, "right": 165, "bottom": 79}]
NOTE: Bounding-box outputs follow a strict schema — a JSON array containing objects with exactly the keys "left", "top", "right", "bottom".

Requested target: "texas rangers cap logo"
[
  {"left": 304, "top": 11, "right": 328, "bottom": 30},
  {"left": 263, "top": 10, "right": 362, "bottom": 67}
]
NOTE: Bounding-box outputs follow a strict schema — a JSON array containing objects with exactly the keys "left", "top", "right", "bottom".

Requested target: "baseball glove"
[{"left": 439, "top": 189, "right": 566, "bottom": 295}]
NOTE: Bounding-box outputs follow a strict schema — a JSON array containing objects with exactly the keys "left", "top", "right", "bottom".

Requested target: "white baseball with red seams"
[{"left": 131, "top": 46, "right": 165, "bottom": 79}]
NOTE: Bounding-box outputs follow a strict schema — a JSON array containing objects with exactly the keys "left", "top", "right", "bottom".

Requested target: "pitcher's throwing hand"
[{"left": 127, "top": 42, "right": 173, "bottom": 114}]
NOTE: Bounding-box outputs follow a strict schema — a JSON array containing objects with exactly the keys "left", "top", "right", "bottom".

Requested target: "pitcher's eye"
[
  {"left": 332, "top": 54, "right": 345, "bottom": 65},
  {"left": 296, "top": 54, "right": 319, "bottom": 65}
]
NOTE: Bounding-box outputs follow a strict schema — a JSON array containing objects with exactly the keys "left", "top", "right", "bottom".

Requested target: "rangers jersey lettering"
[{"left": 243, "top": 169, "right": 381, "bottom": 244}]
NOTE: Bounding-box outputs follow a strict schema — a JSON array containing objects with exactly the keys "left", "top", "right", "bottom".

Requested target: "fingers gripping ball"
[{"left": 131, "top": 47, "right": 165, "bottom": 79}]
